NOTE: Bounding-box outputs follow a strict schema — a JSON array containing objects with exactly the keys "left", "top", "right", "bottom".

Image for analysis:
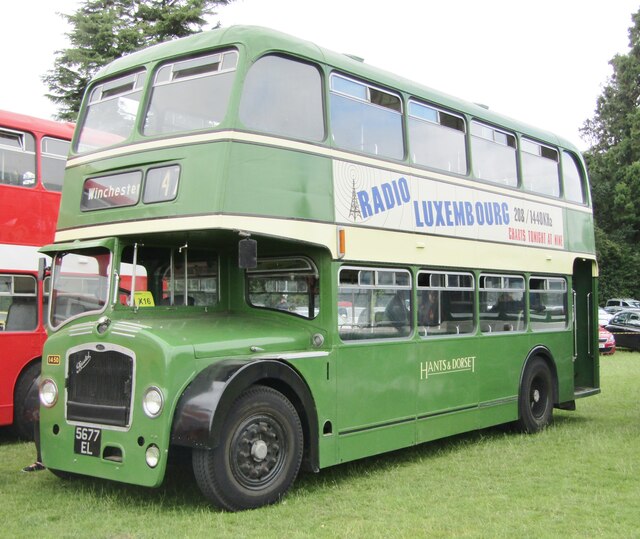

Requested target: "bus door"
[
  {"left": 572, "top": 259, "right": 599, "bottom": 393},
  {"left": 335, "top": 267, "right": 417, "bottom": 462}
]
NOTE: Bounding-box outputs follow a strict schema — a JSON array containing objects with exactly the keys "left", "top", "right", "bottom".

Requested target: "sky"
[{"left": 1, "top": 0, "right": 638, "bottom": 150}]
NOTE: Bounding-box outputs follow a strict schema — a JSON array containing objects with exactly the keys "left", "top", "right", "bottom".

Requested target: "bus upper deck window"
[
  {"left": 76, "top": 71, "right": 145, "bottom": 153},
  {"left": 330, "top": 73, "right": 404, "bottom": 160},
  {"left": 0, "top": 130, "right": 36, "bottom": 187},
  {"left": 521, "top": 138, "right": 560, "bottom": 198},
  {"left": 409, "top": 100, "right": 467, "bottom": 175},
  {"left": 470, "top": 121, "right": 517, "bottom": 187},
  {"left": 41, "top": 137, "right": 71, "bottom": 192},
  {"left": 239, "top": 55, "right": 324, "bottom": 141},
  {"left": 562, "top": 151, "right": 586, "bottom": 204},
  {"left": 143, "top": 50, "right": 238, "bottom": 136}
]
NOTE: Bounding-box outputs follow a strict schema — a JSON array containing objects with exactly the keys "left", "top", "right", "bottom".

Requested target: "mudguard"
[{"left": 171, "top": 358, "right": 319, "bottom": 471}]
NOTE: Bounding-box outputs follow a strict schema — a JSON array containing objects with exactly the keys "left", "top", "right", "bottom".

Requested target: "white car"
[{"left": 598, "top": 307, "right": 612, "bottom": 325}]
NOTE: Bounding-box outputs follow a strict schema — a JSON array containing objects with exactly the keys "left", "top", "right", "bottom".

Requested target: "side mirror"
[{"left": 238, "top": 238, "right": 257, "bottom": 269}]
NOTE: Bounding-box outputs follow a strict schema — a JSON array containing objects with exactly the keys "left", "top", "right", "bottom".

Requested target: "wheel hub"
[
  {"left": 251, "top": 439, "right": 269, "bottom": 462},
  {"left": 532, "top": 388, "right": 540, "bottom": 403},
  {"left": 231, "top": 416, "right": 285, "bottom": 487}
]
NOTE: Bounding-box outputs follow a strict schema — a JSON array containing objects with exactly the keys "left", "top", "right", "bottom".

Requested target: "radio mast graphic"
[{"left": 348, "top": 179, "right": 362, "bottom": 221}]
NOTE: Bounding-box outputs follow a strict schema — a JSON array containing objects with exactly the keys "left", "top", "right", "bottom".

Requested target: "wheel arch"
[
  {"left": 171, "top": 359, "right": 319, "bottom": 472},
  {"left": 519, "top": 346, "right": 559, "bottom": 406}
]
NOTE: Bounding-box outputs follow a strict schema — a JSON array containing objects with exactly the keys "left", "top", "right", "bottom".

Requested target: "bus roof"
[
  {"left": 0, "top": 109, "right": 75, "bottom": 139},
  {"left": 93, "top": 25, "right": 578, "bottom": 151}
]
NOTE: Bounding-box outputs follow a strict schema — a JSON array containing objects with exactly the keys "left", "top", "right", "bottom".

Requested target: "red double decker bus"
[{"left": 0, "top": 110, "right": 74, "bottom": 438}]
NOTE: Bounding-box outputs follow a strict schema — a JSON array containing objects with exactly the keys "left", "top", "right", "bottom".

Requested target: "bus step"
[{"left": 574, "top": 386, "right": 601, "bottom": 399}]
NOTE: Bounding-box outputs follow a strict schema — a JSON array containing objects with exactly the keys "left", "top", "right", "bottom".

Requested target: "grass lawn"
[{"left": 1, "top": 351, "right": 638, "bottom": 538}]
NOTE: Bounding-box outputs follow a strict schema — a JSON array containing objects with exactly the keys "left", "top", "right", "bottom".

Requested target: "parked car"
[
  {"left": 604, "top": 298, "right": 640, "bottom": 314},
  {"left": 598, "top": 325, "right": 616, "bottom": 355},
  {"left": 604, "top": 309, "right": 640, "bottom": 351},
  {"left": 598, "top": 307, "right": 612, "bottom": 326}
]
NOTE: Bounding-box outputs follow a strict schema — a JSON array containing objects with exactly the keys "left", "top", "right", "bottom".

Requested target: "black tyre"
[
  {"left": 517, "top": 356, "right": 554, "bottom": 433},
  {"left": 192, "top": 385, "right": 303, "bottom": 511},
  {"left": 13, "top": 361, "right": 41, "bottom": 440}
]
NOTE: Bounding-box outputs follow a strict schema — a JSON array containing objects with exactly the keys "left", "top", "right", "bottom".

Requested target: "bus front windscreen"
[
  {"left": 143, "top": 50, "right": 238, "bottom": 136},
  {"left": 50, "top": 248, "right": 111, "bottom": 328},
  {"left": 76, "top": 72, "right": 145, "bottom": 153}
]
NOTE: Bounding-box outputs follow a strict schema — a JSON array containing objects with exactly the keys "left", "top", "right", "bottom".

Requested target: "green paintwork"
[{"left": 40, "top": 26, "right": 599, "bottom": 493}]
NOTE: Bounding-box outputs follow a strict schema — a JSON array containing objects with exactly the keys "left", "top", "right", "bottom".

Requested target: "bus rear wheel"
[
  {"left": 192, "top": 385, "right": 303, "bottom": 511},
  {"left": 517, "top": 356, "right": 554, "bottom": 433}
]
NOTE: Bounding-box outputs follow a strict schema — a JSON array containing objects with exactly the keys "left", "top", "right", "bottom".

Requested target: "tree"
[
  {"left": 44, "top": 0, "right": 231, "bottom": 121},
  {"left": 581, "top": 9, "right": 640, "bottom": 300}
]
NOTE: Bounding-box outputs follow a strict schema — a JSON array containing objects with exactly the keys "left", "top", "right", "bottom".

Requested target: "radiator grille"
[{"left": 67, "top": 348, "right": 134, "bottom": 427}]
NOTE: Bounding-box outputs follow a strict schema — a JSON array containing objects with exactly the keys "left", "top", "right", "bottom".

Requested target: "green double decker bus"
[{"left": 38, "top": 26, "right": 599, "bottom": 511}]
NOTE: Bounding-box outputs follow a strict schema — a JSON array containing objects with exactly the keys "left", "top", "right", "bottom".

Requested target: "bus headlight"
[
  {"left": 142, "top": 386, "right": 164, "bottom": 418},
  {"left": 145, "top": 444, "right": 161, "bottom": 468},
  {"left": 39, "top": 379, "right": 58, "bottom": 408}
]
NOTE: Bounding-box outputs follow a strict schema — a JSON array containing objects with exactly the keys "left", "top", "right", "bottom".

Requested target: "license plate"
[
  {"left": 74, "top": 426, "right": 102, "bottom": 457},
  {"left": 599, "top": 343, "right": 605, "bottom": 349}
]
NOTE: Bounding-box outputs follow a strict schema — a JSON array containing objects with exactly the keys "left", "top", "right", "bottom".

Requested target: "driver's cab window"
[
  {"left": 246, "top": 257, "right": 319, "bottom": 319},
  {"left": 119, "top": 244, "right": 217, "bottom": 307}
]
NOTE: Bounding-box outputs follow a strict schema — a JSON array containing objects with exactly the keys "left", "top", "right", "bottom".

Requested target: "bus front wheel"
[
  {"left": 192, "top": 385, "right": 303, "bottom": 511},
  {"left": 517, "top": 356, "right": 554, "bottom": 433}
]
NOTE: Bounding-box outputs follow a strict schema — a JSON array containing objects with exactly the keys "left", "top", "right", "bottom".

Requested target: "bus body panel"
[
  {"left": 36, "top": 26, "right": 599, "bottom": 508},
  {"left": 40, "top": 308, "right": 324, "bottom": 483}
]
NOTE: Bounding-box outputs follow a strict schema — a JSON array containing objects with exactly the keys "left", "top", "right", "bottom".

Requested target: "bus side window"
[
  {"left": 0, "top": 274, "right": 38, "bottom": 332},
  {"left": 521, "top": 138, "right": 560, "bottom": 198},
  {"left": 0, "top": 130, "right": 36, "bottom": 187},
  {"left": 479, "top": 274, "right": 525, "bottom": 333},
  {"left": 408, "top": 100, "right": 467, "bottom": 175},
  {"left": 417, "top": 271, "right": 475, "bottom": 337},
  {"left": 529, "top": 277, "right": 568, "bottom": 331},
  {"left": 240, "top": 55, "right": 325, "bottom": 142},
  {"left": 330, "top": 74, "right": 404, "bottom": 160},
  {"left": 338, "top": 267, "right": 412, "bottom": 340},
  {"left": 562, "top": 151, "right": 586, "bottom": 204},
  {"left": 470, "top": 121, "right": 517, "bottom": 187}
]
